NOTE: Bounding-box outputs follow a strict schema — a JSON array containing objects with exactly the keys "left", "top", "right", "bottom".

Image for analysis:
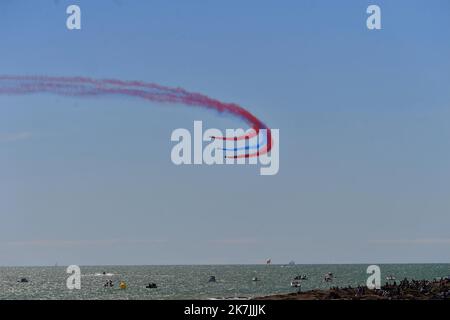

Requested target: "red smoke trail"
[{"left": 0, "top": 75, "right": 272, "bottom": 158}]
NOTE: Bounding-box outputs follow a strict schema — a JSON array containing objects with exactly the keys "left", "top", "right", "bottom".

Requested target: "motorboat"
[{"left": 324, "top": 272, "right": 334, "bottom": 282}]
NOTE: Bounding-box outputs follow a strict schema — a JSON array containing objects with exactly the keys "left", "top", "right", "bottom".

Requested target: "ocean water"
[{"left": 0, "top": 264, "right": 448, "bottom": 300}]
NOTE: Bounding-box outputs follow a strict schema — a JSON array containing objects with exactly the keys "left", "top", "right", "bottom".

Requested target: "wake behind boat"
[{"left": 94, "top": 272, "right": 115, "bottom": 277}]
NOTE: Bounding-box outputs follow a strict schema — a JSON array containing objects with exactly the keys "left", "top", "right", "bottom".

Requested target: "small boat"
[
  {"left": 290, "top": 280, "right": 302, "bottom": 288},
  {"left": 208, "top": 276, "right": 216, "bottom": 283},
  {"left": 252, "top": 277, "right": 260, "bottom": 282},
  {"left": 324, "top": 272, "right": 334, "bottom": 282},
  {"left": 18, "top": 278, "right": 29, "bottom": 283},
  {"left": 288, "top": 261, "right": 295, "bottom": 266},
  {"left": 146, "top": 283, "right": 157, "bottom": 289}
]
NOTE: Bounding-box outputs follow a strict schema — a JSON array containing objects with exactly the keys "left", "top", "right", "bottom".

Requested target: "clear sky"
[{"left": 1, "top": 0, "right": 449, "bottom": 266}]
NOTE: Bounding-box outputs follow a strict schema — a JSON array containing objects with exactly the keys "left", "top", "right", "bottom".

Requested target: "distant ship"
[{"left": 280, "top": 260, "right": 295, "bottom": 268}]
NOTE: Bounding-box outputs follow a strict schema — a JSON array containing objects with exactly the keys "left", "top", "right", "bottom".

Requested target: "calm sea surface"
[{"left": 0, "top": 264, "right": 449, "bottom": 300}]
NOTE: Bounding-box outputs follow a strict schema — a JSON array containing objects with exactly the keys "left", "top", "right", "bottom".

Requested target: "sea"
[{"left": 0, "top": 264, "right": 448, "bottom": 300}]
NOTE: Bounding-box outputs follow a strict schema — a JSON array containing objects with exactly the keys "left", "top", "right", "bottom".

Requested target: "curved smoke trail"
[{"left": 0, "top": 75, "right": 272, "bottom": 158}]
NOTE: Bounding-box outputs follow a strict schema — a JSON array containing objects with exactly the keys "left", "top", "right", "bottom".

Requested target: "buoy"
[{"left": 119, "top": 281, "right": 127, "bottom": 289}]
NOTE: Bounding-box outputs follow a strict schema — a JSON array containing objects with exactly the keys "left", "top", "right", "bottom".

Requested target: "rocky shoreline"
[{"left": 255, "top": 278, "right": 450, "bottom": 300}]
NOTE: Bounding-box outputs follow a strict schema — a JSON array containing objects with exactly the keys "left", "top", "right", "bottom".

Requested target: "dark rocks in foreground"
[{"left": 255, "top": 278, "right": 450, "bottom": 300}]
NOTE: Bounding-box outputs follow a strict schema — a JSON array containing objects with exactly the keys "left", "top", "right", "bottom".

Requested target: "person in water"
[{"left": 104, "top": 280, "right": 113, "bottom": 288}]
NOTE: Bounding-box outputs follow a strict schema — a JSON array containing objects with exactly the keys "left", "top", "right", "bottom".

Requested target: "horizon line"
[{"left": 2, "top": 262, "right": 450, "bottom": 268}]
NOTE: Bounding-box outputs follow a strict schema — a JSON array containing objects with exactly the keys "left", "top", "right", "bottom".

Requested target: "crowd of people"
[
  {"left": 379, "top": 277, "right": 449, "bottom": 299},
  {"left": 328, "top": 277, "right": 449, "bottom": 299}
]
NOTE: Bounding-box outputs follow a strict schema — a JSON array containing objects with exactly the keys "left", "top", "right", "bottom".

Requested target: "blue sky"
[{"left": 1, "top": 0, "right": 450, "bottom": 265}]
